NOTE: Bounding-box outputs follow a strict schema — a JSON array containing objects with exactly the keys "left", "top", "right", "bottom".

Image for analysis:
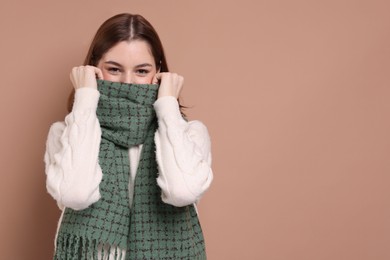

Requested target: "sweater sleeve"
[
  {"left": 44, "top": 88, "right": 103, "bottom": 210},
  {"left": 154, "top": 96, "right": 213, "bottom": 207}
]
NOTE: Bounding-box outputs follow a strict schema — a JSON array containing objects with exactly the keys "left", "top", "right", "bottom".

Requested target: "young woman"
[{"left": 44, "top": 13, "right": 213, "bottom": 259}]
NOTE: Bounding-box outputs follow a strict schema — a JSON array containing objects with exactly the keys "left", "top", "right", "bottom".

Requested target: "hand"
[
  {"left": 70, "top": 65, "right": 103, "bottom": 90},
  {"left": 152, "top": 72, "right": 184, "bottom": 99}
]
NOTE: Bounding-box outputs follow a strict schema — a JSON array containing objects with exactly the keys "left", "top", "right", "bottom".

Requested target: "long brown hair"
[{"left": 67, "top": 13, "right": 185, "bottom": 114}]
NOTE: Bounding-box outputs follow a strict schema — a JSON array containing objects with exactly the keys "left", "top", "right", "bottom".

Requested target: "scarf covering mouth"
[{"left": 54, "top": 80, "right": 206, "bottom": 259}]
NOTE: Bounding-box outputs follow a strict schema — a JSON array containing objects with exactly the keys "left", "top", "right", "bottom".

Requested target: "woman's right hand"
[{"left": 70, "top": 65, "right": 103, "bottom": 90}]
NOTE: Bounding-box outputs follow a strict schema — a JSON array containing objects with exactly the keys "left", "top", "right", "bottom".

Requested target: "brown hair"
[{"left": 67, "top": 13, "right": 185, "bottom": 114}]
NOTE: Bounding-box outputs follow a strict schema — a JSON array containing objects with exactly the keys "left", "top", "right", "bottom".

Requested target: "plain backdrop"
[{"left": 0, "top": 1, "right": 389, "bottom": 259}]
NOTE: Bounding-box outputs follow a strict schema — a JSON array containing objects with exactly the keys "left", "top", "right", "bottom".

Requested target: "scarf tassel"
[{"left": 54, "top": 234, "right": 107, "bottom": 260}]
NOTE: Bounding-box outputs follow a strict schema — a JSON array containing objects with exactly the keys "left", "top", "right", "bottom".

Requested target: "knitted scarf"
[{"left": 54, "top": 80, "right": 206, "bottom": 259}]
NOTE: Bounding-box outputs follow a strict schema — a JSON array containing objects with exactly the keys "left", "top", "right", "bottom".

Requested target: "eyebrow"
[
  {"left": 104, "top": 61, "right": 153, "bottom": 68},
  {"left": 104, "top": 61, "right": 123, "bottom": 67},
  {"left": 135, "top": 63, "right": 153, "bottom": 68}
]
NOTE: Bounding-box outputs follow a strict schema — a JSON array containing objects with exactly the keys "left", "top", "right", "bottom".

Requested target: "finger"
[
  {"left": 179, "top": 75, "right": 184, "bottom": 86},
  {"left": 152, "top": 73, "right": 161, "bottom": 84},
  {"left": 176, "top": 76, "right": 184, "bottom": 96},
  {"left": 70, "top": 74, "right": 75, "bottom": 87},
  {"left": 70, "top": 66, "right": 78, "bottom": 77},
  {"left": 70, "top": 67, "right": 79, "bottom": 87},
  {"left": 94, "top": 67, "right": 104, "bottom": 80}
]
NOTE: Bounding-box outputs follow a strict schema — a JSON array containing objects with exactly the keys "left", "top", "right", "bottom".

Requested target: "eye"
[
  {"left": 107, "top": 67, "right": 121, "bottom": 75},
  {"left": 136, "top": 69, "right": 150, "bottom": 76}
]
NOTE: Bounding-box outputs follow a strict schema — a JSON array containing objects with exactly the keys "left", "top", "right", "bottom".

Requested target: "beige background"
[{"left": 1, "top": 0, "right": 389, "bottom": 259}]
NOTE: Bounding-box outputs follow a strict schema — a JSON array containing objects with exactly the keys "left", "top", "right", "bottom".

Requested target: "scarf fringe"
[{"left": 54, "top": 233, "right": 125, "bottom": 260}]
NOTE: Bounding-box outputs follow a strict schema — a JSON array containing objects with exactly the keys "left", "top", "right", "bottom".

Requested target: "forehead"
[{"left": 102, "top": 40, "right": 154, "bottom": 64}]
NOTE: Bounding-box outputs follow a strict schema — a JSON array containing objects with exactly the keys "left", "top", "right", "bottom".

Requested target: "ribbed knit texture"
[{"left": 54, "top": 80, "right": 206, "bottom": 259}]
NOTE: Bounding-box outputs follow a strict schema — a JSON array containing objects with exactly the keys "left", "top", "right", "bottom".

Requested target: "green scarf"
[{"left": 55, "top": 80, "right": 206, "bottom": 259}]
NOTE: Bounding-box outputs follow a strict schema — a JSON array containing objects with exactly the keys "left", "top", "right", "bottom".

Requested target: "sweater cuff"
[
  {"left": 153, "top": 96, "right": 181, "bottom": 119},
  {"left": 73, "top": 88, "right": 100, "bottom": 111}
]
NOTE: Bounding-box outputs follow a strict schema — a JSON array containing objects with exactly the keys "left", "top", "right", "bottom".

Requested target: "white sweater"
[{"left": 44, "top": 87, "right": 213, "bottom": 212}]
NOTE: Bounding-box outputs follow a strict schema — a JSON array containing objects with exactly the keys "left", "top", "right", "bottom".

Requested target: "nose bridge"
[{"left": 122, "top": 71, "right": 132, "bottom": 84}]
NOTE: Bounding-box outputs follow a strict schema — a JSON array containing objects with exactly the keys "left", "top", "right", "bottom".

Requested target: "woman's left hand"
[{"left": 152, "top": 72, "right": 184, "bottom": 99}]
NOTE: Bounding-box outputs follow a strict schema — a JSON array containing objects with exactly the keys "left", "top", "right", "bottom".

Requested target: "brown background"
[{"left": 1, "top": 0, "right": 389, "bottom": 259}]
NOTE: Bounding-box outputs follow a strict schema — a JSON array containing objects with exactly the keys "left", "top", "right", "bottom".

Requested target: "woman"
[{"left": 44, "top": 13, "right": 213, "bottom": 259}]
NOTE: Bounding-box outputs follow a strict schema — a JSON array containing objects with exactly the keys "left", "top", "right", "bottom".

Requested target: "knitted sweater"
[{"left": 44, "top": 87, "right": 213, "bottom": 213}]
